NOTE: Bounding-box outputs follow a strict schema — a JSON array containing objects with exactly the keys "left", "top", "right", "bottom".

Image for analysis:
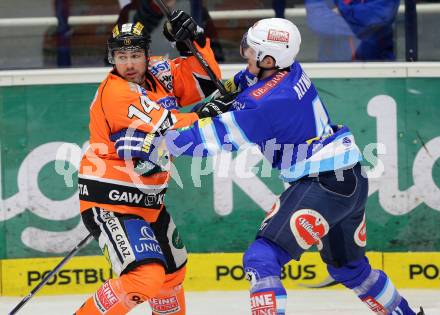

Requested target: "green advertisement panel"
[{"left": 0, "top": 78, "right": 439, "bottom": 259}]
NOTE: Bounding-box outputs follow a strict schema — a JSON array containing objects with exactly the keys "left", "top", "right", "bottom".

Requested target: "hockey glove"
[
  {"left": 196, "top": 91, "right": 240, "bottom": 118},
  {"left": 110, "top": 129, "right": 168, "bottom": 176},
  {"left": 163, "top": 10, "right": 206, "bottom": 48}
]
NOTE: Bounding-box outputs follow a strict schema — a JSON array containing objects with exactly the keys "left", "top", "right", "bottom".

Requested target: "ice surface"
[{"left": 1, "top": 290, "right": 438, "bottom": 314}]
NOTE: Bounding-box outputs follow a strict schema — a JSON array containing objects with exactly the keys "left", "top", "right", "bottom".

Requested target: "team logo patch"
[
  {"left": 149, "top": 296, "right": 181, "bottom": 314},
  {"left": 250, "top": 291, "right": 276, "bottom": 315},
  {"left": 354, "top": 213, "right": 367, "bottom": 247},
  {"left": 290, "top": 209, "right": 329, "bottom": 250},
  {"left": 267, "top": 29, "right": 289, "bottom": 43},
  {"left": 362, "top": 296, "right": 387, "bottom": 314},
  {"left": 94, "top": 280, "right": 119, "bottom": 313},
  {"left": 342, "top": 136, "right": 352, "bottom": 147}
]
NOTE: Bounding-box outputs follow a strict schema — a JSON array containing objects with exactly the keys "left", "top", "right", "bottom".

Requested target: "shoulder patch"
[{"left": 149, "top": 57, "right": 173, "bottom": 92}]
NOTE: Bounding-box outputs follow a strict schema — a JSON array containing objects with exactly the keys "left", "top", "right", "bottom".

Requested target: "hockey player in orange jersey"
[{"left": 75, "top": 11, "right": 221, "bottom": 315}]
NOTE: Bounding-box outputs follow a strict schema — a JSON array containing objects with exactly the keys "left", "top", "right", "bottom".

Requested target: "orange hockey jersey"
[{"left": 78, "top": 40, "right": 221, "bottom": 222}]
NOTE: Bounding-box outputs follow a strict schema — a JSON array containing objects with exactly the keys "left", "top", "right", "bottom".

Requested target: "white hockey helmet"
[{"left": 242, "top": 18, "right": 301, "bottom": 69}]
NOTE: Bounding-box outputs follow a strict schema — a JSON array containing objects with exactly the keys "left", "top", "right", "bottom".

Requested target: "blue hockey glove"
[{"left": 110, "top": 129, "right": 168, "bottom": 176}]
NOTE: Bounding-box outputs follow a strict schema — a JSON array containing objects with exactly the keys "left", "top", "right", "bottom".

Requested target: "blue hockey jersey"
[{"left": 166, "top": 62, "right": 362, "bottom": 182}]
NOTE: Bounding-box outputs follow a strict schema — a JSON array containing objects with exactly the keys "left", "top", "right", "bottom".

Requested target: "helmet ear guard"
[
  {"left": 107, "top": 22, "right": 151, "bottom": 64},
  {"left": 244, "top": 18, "right": 301, "bottom": 69}
]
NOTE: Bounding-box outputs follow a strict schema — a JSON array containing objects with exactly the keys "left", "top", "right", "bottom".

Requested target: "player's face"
[
  {"left": 114, "top": 49, "right": 147, "bottom": 85},
  {"left": 240, "top": 32, "right": 260, "bottom": 75},
  {"left": 241, "top": 47, "right": 259, "bottom": 76}
]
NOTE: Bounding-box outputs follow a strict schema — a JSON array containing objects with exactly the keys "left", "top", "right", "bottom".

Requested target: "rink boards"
[
  {"left": 1, "top": 252, "right": 440, "bottom": 296},
  {"left": 1, "top": 65, "right": 440, "bottom": 298}
]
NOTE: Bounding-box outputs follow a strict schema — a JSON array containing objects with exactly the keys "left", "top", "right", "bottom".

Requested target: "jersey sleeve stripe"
[
  {"left": 115, "top": 136, "right": 145, "bottom": 142},
  {"left": 199, "top": 120, "right": 223, "bottom": 154},
  {"left": 220, "top": 112, "right": 251, "bottom": 146},
  {"left": 116, "top": 145, "right": 142, "bottom": 153},
  {"left": 279, "top": 133, "right": 363, "bottom": 182},
  {"left": 218, "top": 114, "right": 239, "bottom": 150}
]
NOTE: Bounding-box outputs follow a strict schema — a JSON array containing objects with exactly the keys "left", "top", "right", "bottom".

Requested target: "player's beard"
[
  {"left": 124, "top": 71, "right": 146, "bottom": 86},
  {"left": 132, "top": 73, "right": 146, "bottom": 86}
]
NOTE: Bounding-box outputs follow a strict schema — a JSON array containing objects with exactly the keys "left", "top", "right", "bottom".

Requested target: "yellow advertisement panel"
[
  {"left": 0, "top": 259, "right": 2, "bottom": 296},
  {"left": 383, "top": 252, "right": 440, "bottom": 289},
  {"left": 2, "top": 256, "right": 113, "bottom": 296},
  {"left": 4, "top": 252, "right": 440, "bottom": 296},
  {"left": 186, "top": 252, "right": 382, "bottom": 291}
]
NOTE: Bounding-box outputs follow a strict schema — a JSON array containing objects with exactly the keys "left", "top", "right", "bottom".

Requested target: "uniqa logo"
[{"left": 139, "top": 226, "right": 157, "bottom": 241}]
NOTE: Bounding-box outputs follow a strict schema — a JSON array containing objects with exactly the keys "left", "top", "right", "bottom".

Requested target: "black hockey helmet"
[{"left": 107, "top": 22, "right": 151, "bottom": 64}]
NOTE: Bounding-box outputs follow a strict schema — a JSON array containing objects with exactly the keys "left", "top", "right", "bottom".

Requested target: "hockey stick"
[
  {"left": 8, "top": 233, "right": 94, "bottom": 315},
  {"left": 153, "top": 0, "right": 227, "bottom": 95}
]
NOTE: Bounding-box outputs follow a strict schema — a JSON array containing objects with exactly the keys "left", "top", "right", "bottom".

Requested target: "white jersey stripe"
[
  {"left": 220, "top": 112, "right": 250, "bottom": 147},
  {"left": 93, "top": 207, "right": 123, "bottom": 275},
  {"left": 376, "top": 277, "right": 397, "bottom": 309},
  {"left": 116, "top": 145, "right": 142, "bottom": 153},
  {"left": 115, "top": 136, "right": 145, "bottom": 143},
  {"left": 199, "top": 121, "right": 222, "bottom": 154}
]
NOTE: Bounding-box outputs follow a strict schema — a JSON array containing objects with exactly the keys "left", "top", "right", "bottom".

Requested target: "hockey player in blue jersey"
[{"left": 110, "top": 18, "right": 424, "bottom": 315}]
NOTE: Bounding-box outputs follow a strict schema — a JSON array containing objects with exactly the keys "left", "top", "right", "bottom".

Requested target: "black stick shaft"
[
  {"left": 153, "top": 0, "right": 227, "bottom": 95},
  {"left": 154, "top": 0, "right": 172, "bottom": 18},
  {"left": 9, "top": 233, "right": 93, "bottom": 315}
]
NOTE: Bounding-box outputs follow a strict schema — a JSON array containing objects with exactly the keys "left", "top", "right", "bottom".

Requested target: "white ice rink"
[{"left": 1, "top": 290, "right": 438, "bottom": 314}]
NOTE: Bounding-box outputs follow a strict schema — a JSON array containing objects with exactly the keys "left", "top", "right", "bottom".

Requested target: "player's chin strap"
[
  {"left": 256, "top": 61, "right": 277, "bottom": 80},
  {"left": 256, "top": 61, "right": 289, "bottom": 80}
]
